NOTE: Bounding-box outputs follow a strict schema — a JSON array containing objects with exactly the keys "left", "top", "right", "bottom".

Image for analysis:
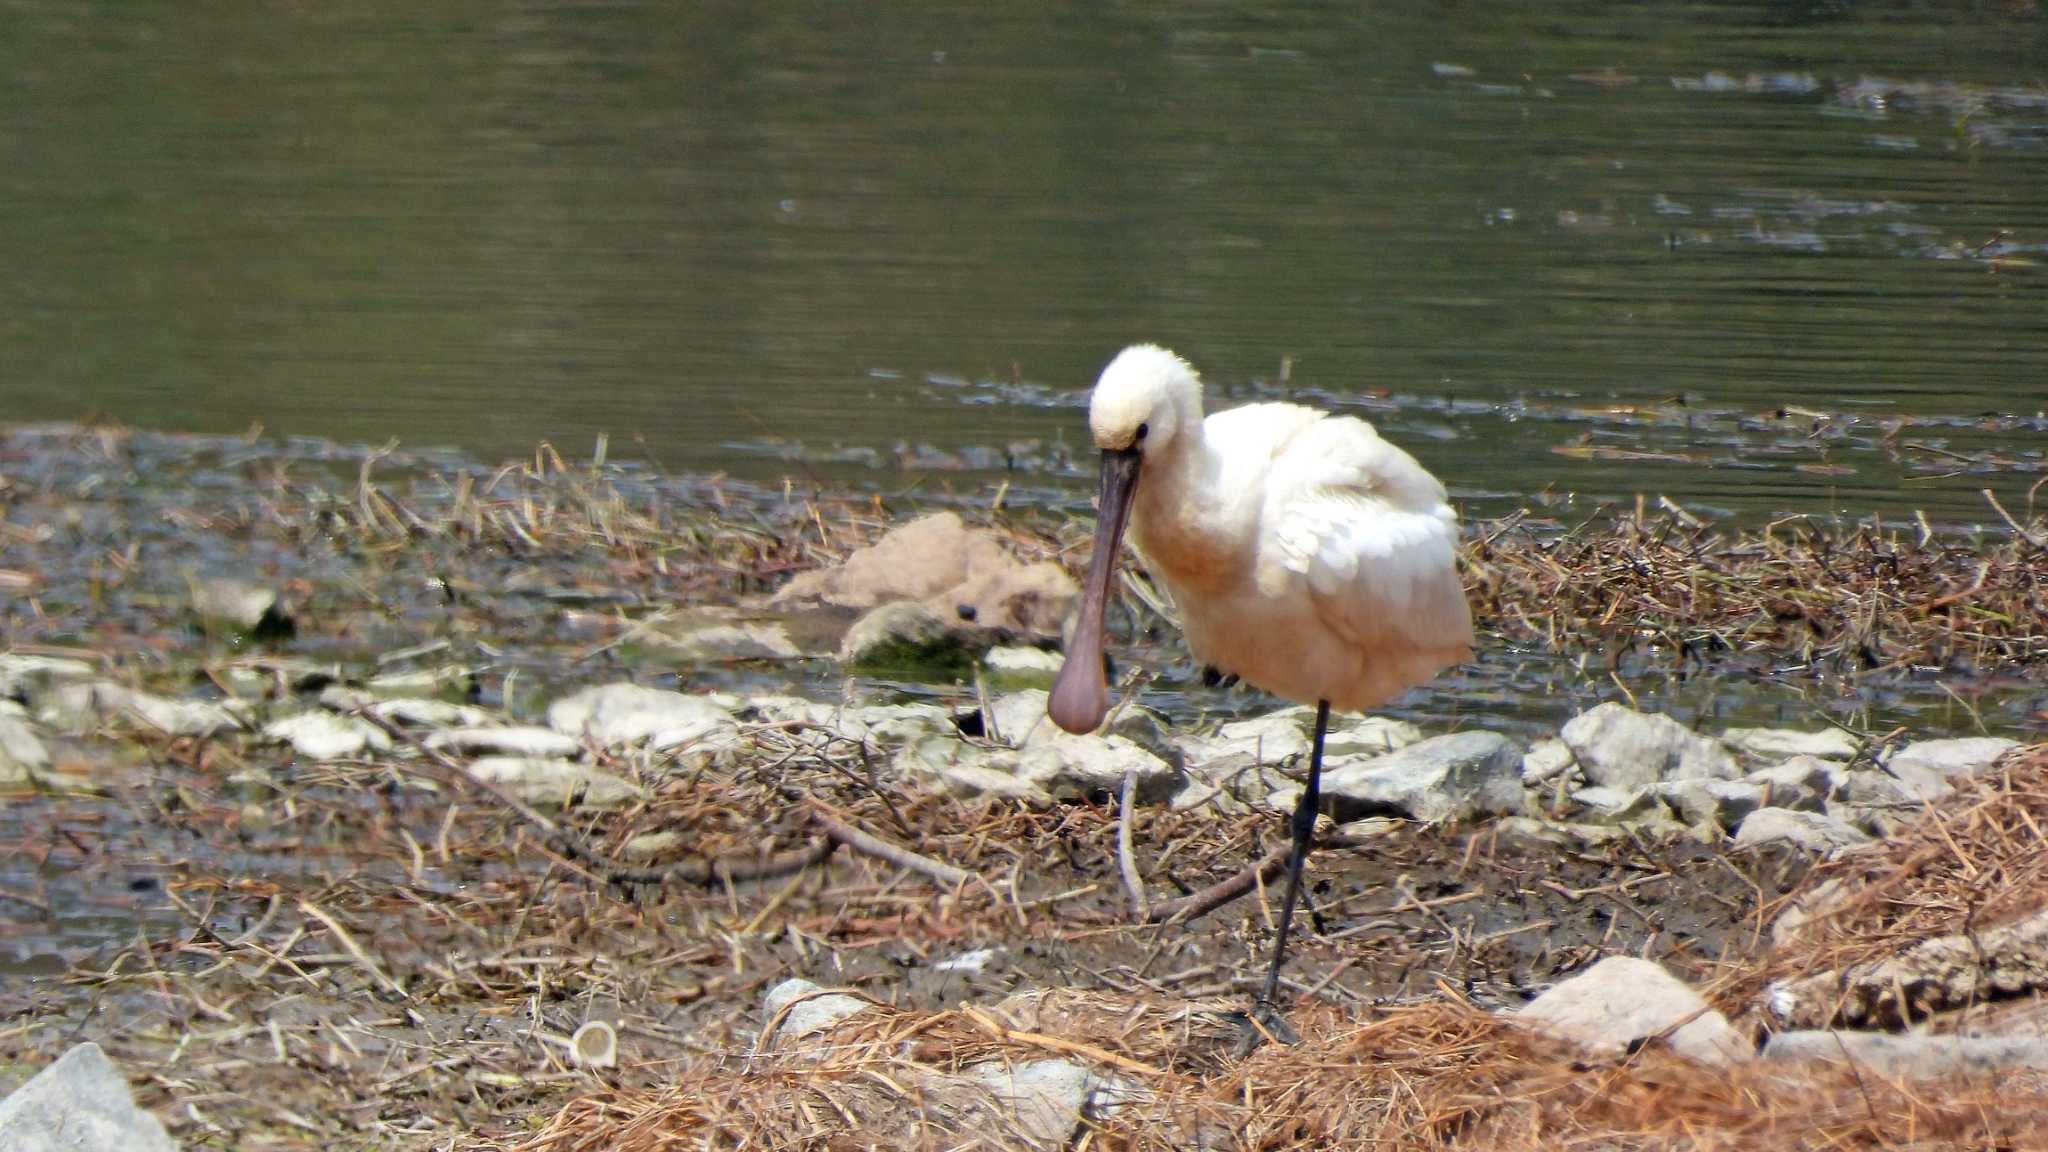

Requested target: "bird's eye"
[{"left": 1134, "top": 422, "right": 1150, "bottom": 442}]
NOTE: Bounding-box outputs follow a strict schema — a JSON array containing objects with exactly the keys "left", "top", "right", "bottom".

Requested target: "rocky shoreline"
[{"left": 2, "top": 425, "right": 2045, "bottom": 1150}]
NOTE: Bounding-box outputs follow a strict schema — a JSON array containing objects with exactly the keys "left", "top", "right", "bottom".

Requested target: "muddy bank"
[{"left": 0, "top": 423, "right": 2044, "bottom": 1149}]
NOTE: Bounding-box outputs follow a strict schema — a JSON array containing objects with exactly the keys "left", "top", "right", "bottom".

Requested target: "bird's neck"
[{"left": 1132, "top": 424, "right": 1254, "bottom": 592}]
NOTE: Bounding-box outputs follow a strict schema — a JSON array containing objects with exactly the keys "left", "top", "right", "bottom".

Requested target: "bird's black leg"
[{"left": 1247, "top": 698, "right": 1330, "bottom": 1042}]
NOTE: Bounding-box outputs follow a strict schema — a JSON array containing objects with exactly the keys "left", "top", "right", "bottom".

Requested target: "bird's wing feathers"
[{"left": 1266, "top": 416, "right": 1473, "bottom": 653}]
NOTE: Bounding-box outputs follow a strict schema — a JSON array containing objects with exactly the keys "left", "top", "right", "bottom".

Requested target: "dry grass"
[
  {"left": 507, "top": 990, "right": 2048, "bottom": 1152},
  {"left": 1737, "top": 743, "right": 2048, "bottom": 1029}
]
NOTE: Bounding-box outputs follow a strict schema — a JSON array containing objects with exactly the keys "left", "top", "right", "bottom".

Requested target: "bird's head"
[
  {"left": 1050, "top": 344, "right": 1203, "bottom": 735},
  {"left": 1087, "top": 343, "right": 1202, "bottom": 456}
]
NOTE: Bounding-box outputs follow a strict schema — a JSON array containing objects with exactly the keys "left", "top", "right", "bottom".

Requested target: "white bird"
[{"left": 1049, "top": 344, "right": 1474, "bottom": 1028}]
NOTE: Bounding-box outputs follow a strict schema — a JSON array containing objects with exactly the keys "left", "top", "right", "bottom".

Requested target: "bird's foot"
[
  {"left": 1227, "top": 998, "right": 1302, "bottom": 1058},
  {"left": 1200, "top": 665, "right": 1241, "bottom": 689}
]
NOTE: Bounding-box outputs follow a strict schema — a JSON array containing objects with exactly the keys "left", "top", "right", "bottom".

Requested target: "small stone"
[
  {"left": 987, "top": 690, "right": 1178, "bottom": 764},
  {"left": 620, "top": 831, "right": 682, "bottom": 860},
  {"left": 318, "top": 688, "right": 492, "bottom": 729},
  {"left": 189, "top": 577, "right": 291, "bottom": 636},
  {"left": 1492, "top": 816, "right": 1623, "bottom": 851},
  {"left": 934, "top": 947, "right": 1001, "bottom": 974},
  {"left": 765, "top": 978, "right": 872, "bottom": 1040},
  {"left": 1324, "top": 715, "right": 1425, "bottom": 758},
  {"left": 1720, "top": 726, "right": 1858, "bottom": 765},
  {"left": 262, "top": 712, "right": 393, "bottom": 761},
  {"left": 1516, "top": 956, "right": 1749, "bottom": 1066},
  {"left": 465, "top": 756, "right": 641, "bottom": 809},
  {"left": 426, "top": 726, "right": 584, "bottom": 759},
  {"left": 0, "top": 654, "right": 95, "bottom": 701},
  {"left": 37, "top": 681, "right": 248, "bottom": 737},
  {"left": 893, "top": 735, "right": 1051, "bottom": 803},
  {"left": 1659, "top": 778, "right": 1766, "bottom": 830},
  {"left": 961, "top": 1059, "right": 1097, "bottom": 1147},
  {"left": 363, "top": 665, "right": 475, "bottom": 700},
  {"left": 1320, "top": 731, "right": 1527, "bottom": 824},
  {"left": 1521, "top": 738, "right": 1577, "bottom": 785},
  {"left": 1883, "top": 737, "right": 2019, "bottom": 784},
  {"left": 982, "top": 646, "right": 1065, "bottom": 688},
  {"left": 1573, "top": 784, "right": 1666, "bottom": 824},
  {"left": 1763, "top": 1030, "right": 2048, "bottom": 1079},
  {"left": 547, "top": 683, "right": 739, "bottom": 751},
  {"left": 1733, "top": 808, "right": 1870, "bottom": 854},
  {"left": 1009, "top": 735, "right": 1180, "bottom": 804},
  {"left": 0, "top": 712, "right": 51, "bottom": 784},
  {"left": 1560, "top": 702, "right": 1738, "bottom": 789},
  {"left": 839, "top": 601, "right": 977, "bottom": 678},
  {"left": 1745, "top": 757, "right": 1840, "bottom": 810},
  {"left": 0, "top": 1042, "right": 178, "bottom": 1152}
]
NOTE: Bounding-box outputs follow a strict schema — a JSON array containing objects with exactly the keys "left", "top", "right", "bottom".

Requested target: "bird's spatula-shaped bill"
[{"left": 1048, "top": 446, "right": 1142, "bottom": 735}]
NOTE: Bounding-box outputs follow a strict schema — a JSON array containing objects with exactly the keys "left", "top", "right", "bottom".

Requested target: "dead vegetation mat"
[
  {"left": 515, "top": 991, "right": 2048, "bottom": 1152},
  {"left": 1741, "top": 741, "right": 2048, "bottom": 1030}
]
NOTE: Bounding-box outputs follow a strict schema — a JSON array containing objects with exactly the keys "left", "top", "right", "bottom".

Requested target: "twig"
[
  {"left": 355, "top": 708, "right": 834, "bottom": 887},
  {"left": 1146, "top": 844, "right": 1292, "bottom": 925},
  {"left": 297, "top": 898, "right": 406, "bottom": 998},
  {"left": 959, "top": 1005, "right": 1163, "bottom": 1077},
  {"left": 1984, "top": 488, "right": 2046, "bottom": 551},
  {"left": 797, "top": 795, "right": 977, "bottom": 890},
  {"left": 1117, "top": 768, "right": 1149, "bottom": 919}
]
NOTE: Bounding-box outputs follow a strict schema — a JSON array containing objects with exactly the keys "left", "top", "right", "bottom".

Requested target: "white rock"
[
  {"left": 934, "top": 947, "right": 1001, "bottom": 974},
  {"left": 1493, "top": 816, "right": 1623, "bottom": 851},
  {"left": 963, "top": 1059, "right": 1098, "bottom": 1147},
  {"left": 984, "top": 645, "right": 1064, "bottom": 680},
  {"left": 1733, "top": 808, "right": 1870, "bottom": 854},
  {"left": 985, "top": 690, "right": 1179, "bottom": 764},
  {"left": 1560, "top": 702, "right": 1738, "bottom": 789},
  {"left": 1883, "top": 737, "right": 2018, "bottom": 782},
  {"left": 1010, "top": 735, "right": 1179, "bottom": 803},
  {"left": 893, "top": 735, "right": 1051, "bottom": 804},
  {"left": 1320, "top": 731, "right": 1527, "bottom": 823},
  {"left": 1659, "top": 779, "right": 1766, "bottom": 830},
  {"left": 1573, "top": 785, "right": 1666, "bottom": 824},
  {"left": 546, "top": 683, "right": 738, "bottom": 750},
  {"left": 0, "top": 712, "right": 51, "bottom": 784},
  {"left": 1763, "top": 1030, "right": 2048, "bottom": 1079},
  {"left": 319, "top": 687, "right": 493, "bottom": 729},
  {"left": 1203, "top": 712, "right": 1313, "bottom": 764},
  {"left": 0, "top": 1042, "right": 178, "bottom": 1152},
  {"left": 0, "top": 654, "right": 96, "bottom": 700},
  {"left": 848, "top": 702, "right": 958, "bottom": 745},
  {"left": 37, "top": 681, "right": 248, "bottom": 737},
  {"left": 465, "top": 756, "right": 640, "bottom": 808},
  {"left": 1745, "top": 757, "right": 1840, "bottom": 810},
  {"left": 262, "top": 712, "right": 393, "bottom": 760},
  {"left": 765, "top": 978, "right": 872, "bottom": 1040},
  {"left": 1720, "top": 726, "right": 1858, "bottom": 765},
  {"left": 1515, "top": 956, "right": 1748, "bottom": 1065},
  {"left": 188, "top": 577, "right": 283, "bottom": 631},
  {"left": 621, "top": 830, "right": 681, "bottom": 860},
  {"left": 425, "top": 726, "right": 584, "bottom": 759},
  {"left": 363, "top": 665, "right": 474, "bottom": 699},
  {"left": 1521, "top": 738, "right": 1578, "bottom": 784}
]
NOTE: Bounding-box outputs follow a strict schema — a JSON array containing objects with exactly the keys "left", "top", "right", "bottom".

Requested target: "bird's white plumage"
[{"left": 1094, "top": 351, "right": 1472, "bottom": 714}]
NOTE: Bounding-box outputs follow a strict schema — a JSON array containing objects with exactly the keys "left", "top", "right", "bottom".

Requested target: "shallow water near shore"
[{"left": 3, "top": 3, "right": 2046, "bottom": 529}]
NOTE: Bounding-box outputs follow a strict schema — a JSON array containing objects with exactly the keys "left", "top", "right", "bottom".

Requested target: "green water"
[{"left": 1, "top": 2, "right": 2045, "bottom": 522}]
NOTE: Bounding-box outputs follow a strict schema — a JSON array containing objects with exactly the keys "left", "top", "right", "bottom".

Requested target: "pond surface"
[{"left": 2, "top": 2, "right": 2045, "bottom": 523}]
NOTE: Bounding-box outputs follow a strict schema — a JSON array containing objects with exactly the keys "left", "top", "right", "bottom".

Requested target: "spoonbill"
[{"left": 1048, "top": 344, "right": 1474, "bottom": 1027}]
